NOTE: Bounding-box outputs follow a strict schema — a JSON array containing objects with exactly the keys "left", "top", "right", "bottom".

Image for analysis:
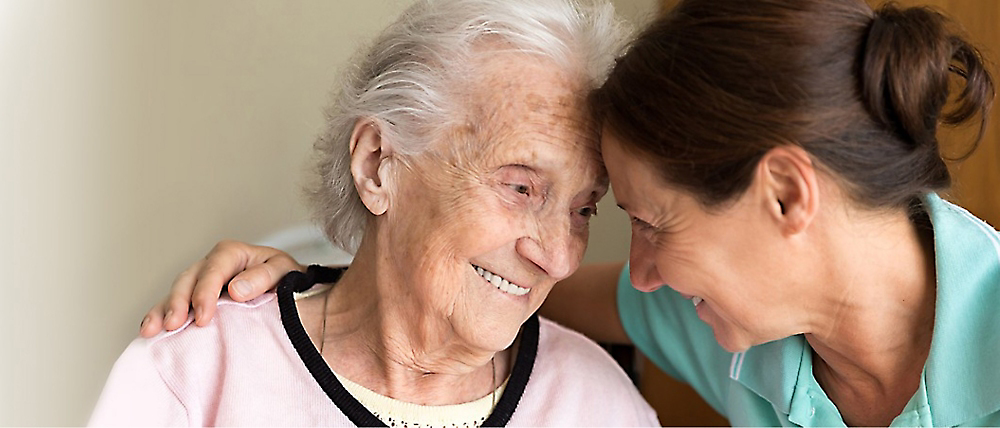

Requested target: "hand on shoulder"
[{"left": 139, "top": 240, "right": 302, "bottom": 338}]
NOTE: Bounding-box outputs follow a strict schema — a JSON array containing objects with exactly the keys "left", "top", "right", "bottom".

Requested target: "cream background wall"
[{"left": 0, "top": 0, "right": 655, "bottom": 425}]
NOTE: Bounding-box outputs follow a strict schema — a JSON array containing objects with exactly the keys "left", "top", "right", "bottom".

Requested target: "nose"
[
  {"left": 628, "top": 230, "right": 663, "bottom": 292},
  {"left": 516, "top": 215, "right": 581, "bottom": 280}
]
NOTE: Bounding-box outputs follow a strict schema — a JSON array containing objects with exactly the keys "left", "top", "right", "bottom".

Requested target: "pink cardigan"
[{"left": 90, "top": 291, "right": 658, "bottom": 426}]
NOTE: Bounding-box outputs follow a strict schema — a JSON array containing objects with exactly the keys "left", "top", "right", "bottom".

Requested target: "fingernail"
[
  {"left": 165, "top": 309, "right": 173, "bottom": 322},
  {"left": 194, "top": 306, "right": 203, "bottom": 322},
  {"left": 232, "top": 280, "right": 251, "bottom": 298},
  {"left": 140, "top": 315, "right": 150, "bottom": 329}
]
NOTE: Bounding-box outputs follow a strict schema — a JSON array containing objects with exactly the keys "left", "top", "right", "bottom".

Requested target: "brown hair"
[{"left": 590, "top": 0, "right": 994, "bottom": 210}]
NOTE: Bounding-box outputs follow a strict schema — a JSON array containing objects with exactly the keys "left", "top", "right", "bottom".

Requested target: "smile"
[{"left": 472, "top": 264, "right": 529, "bottom": 296}]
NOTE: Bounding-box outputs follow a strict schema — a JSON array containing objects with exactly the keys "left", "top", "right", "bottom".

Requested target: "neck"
[
  {"left": 306, "top": 234, "right": 511, "bottom": 406},
  {"left": 803, "top": 206, "right": 936, "bottom": 425}
]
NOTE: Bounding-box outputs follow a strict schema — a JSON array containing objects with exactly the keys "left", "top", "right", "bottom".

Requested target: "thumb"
[{"left": 228, "top": 254, "right": 303, "bottom": 301}]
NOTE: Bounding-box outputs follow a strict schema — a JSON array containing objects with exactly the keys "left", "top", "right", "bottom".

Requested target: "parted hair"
[
  {"left": 591, "top": 0, "right": 994, "bottom": 210},
  {"left": 310, "top": 0, "right": 628, "bottom": 253}
]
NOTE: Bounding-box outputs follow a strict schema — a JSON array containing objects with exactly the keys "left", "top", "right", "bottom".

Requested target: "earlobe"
[
  {"left": 349, "top": 120, "right": 394, "bottom": 216},
  {"left": 759, "top": 145, "right": 819, "bottom": 235}
]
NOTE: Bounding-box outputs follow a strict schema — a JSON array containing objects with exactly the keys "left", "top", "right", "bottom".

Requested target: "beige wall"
[{"left": 0, "top": 0, "right": 653, "bottom": 425}]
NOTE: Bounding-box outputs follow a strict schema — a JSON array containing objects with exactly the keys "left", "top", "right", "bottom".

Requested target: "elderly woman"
[
  {"left": 90, "top": 0, "right": 658, "bottom": 425},
  {"left": 144, "top": 0, "right": 999, "bottom": 426}
]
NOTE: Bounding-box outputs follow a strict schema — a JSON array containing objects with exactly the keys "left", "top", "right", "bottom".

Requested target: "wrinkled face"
[
  {"left": 380, "top": 55, "right": 607, "bottom": 352},
  {"left": 602, "top": 130, "right": 796, "bottom": 352}
]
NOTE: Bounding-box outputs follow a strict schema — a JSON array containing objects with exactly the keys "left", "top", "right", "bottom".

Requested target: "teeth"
[
  {"left": 472, "top": 264, "right": 529, "bottom": 296},
  {"left": 692, "top": 296, "right": 703, "bottom": 307}
]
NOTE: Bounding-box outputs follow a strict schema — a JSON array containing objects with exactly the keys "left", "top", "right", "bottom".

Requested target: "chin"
[
  {"left": 711, "top": 329, "right": 753, "bottom": 353},
  {"left": 717, "top": 342, "right": 751, "bottom": 353},
  {"left": 466, "top": 331, "right": 519, "bottom": 357},
  {"left": 460, "top": 314, "right": 525, "bottom": 353}
]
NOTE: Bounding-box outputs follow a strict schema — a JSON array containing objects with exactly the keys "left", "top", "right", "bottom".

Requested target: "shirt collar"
[
  {"left": 732, "top": 335, "right": 848, "bottom": 426},
  {"left": 922, "top": 193, "right": 1000, "bottom": 426}
]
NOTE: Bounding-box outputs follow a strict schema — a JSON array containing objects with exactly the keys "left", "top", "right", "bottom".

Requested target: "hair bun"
[{"left": 861, "top": 3, "right": 993, "bottom": 153}]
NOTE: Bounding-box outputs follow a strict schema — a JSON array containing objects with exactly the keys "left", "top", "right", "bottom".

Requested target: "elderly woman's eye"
[
  {"left": 577, "top": 206, "right": 597, "bottom": 218},
  {"left": 506, "top": 183, "right": 530, "bottom": 195}
]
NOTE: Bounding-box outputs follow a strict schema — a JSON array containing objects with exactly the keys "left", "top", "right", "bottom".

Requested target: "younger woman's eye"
[{"left": 630, "top": 217, "right": 654, "bottom": 231}]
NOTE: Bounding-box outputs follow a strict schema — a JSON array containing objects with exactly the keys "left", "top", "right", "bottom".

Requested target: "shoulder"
[
  {"left": 132, "top": 292, "right": 290, "bottom": 403},
  {"left": 536, "top": 316, "right": 625, "bottom": 369},
  {"left": 136, "top": 292, "right": 286, "bottom": 385},
  {"left": 533, "top": 317, "right": 647, "bottom": 395},
  {"left": 93, "top": 292, "right": 339, "bottom": 425},
  {"left": 91, "top": 294, "right": 284, "bottom": 425},
  {"left": 135, "top": 292, "right": 292, "bottom": 389},
  {"left": 144, "top": 292, "right": 281, "bottom": 350},
  {"left": 513, "top": 317, "right": 658, "bottom": 426}
]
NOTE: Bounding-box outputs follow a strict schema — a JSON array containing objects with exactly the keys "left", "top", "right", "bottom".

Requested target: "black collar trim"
[{"left": 277, "top": 265, "right": 538, "bottom": 427}]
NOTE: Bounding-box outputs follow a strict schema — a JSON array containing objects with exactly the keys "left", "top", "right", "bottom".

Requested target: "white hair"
[{"left": 309, "top": 0, "right": 630, "bottom": 253}]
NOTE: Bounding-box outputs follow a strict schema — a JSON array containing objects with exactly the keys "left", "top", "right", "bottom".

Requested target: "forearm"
[{"left": 539, "top": 261, "right": 630, "bottom": 344}]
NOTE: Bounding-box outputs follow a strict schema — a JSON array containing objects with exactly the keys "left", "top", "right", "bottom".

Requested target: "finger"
[
  {"left": 190, "top": 240, "right": 297, "bottom": 324},
  {"left": 190, "top": 263, "right": 234, "bottom": 326},
  {"left": 163, "top": 296, "right": 192, "bottom": 331},
  {"left": 228, "top": 253, "right": 303, "bottom": 301},
  {"left": 139, "top": 302, "right": 167, "bottom": 338},
  {"left": 189, "top": 240, "right": 260, "bottom": 325},
  {"left": 163, "top": 260, "right": 203, "bottom": 331}
]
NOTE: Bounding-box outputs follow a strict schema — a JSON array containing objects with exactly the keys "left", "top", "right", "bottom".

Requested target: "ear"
[
  {"left": 349, "top": 120, "right": 394, "bottom": 216},
  {"left": 756, "top": 145, "right": 819, "bottom": 235}
]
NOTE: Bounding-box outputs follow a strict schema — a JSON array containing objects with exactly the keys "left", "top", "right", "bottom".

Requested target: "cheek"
[
  {"left": 651, "top": 246, "right": 717, "bottom": 290},
  {"left": 387, "top": 196, "right": 483, "bottom": 269},
  {"left": 566, "top": 231, "right": 588, "bottom": 271},
  {"left": 652, "top": 251, "right": 685, "bottom": 286},
  {"left": 570, "top": 221, "right": 589, "bottom": 249},
  {"left": 445, "top": 196, "right": 530, "bottom": 255}
]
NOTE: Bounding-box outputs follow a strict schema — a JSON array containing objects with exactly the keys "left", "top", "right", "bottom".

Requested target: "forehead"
[
  {"left": 601, "top": 129, "right": 661, "bottom": 206},
  {"left": 451, "top": 54, "right": 602, "bottom": 171}
]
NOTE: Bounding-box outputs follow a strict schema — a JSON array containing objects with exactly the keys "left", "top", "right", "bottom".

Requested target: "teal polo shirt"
[{"left": 618, "top": 193, "right": 1000, "bottom": 426}]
